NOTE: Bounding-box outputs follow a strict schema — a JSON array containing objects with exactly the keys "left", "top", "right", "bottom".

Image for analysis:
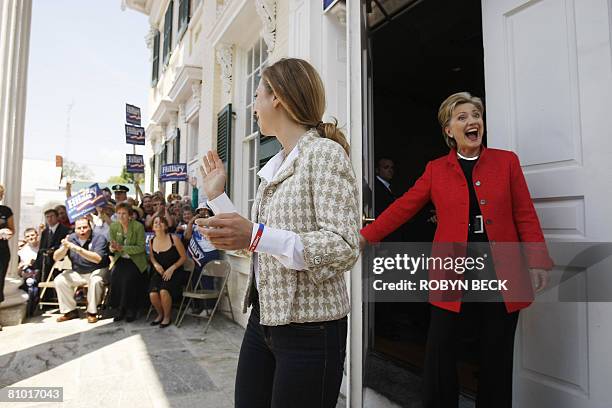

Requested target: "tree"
[
  {"left": 107, "top": 165, "right": 134, "bottom": 184},
  {"left": 62, "top": 160, "right": 94, "bottom": 181}
]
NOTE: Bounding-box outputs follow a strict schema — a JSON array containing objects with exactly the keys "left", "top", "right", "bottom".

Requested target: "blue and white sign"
[
  {"left": 65, "top": 183, "right": 107, "bottom": 223},
  {"left": 323, "top": 0, "right": 340, "bottom": 12},
  {"left": 126, "top": 103, "right": 142, "bottom": 126},
  {"left": 125, "top": 124, "right": 145, "bottom": 145},
  {"left": 126, "top": 154, "right": 145, "bottom": 173},
  {"left": 160, "top": 163, "right": 188, "bottom": 182}
]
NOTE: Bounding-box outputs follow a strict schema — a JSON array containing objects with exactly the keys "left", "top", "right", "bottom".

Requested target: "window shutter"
[
  {"left": 163, "top": 1, "right": 173, "bottom": 66},
  {"left": 217, "top": 104, "right": 233, "bottom": 198},
  {"left": 173, "top": 128, "right": 181, "bottom": 163},
  {"left": 178, "top": 0, "right": 190, "bottom": 37},
  {"left": 151, "top": 30, "right": 160, "bottom": 86}
]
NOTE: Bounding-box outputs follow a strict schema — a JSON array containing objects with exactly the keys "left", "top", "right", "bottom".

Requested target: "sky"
[{"left": 24, "top": 0, "right": 150, "bottom": 183}]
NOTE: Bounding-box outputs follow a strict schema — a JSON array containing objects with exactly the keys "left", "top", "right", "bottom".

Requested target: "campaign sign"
[
  {"left": 125, "top": 124, "right": 145, "bottom": 145},
  {"left": 145, "top": 232, "right": 155, "bottom": 256},
  {"left": 323, "top": 0, "right": 339, "bottom": 11},
  {"left": 160, "top": 163, "right": 188, "bottom": 182},
  {"left": 65, "top": 183, "right": 107, "bottom": 223},
  {"left": 126, "top": 154, "right": 145, "bottom": 173},
  {"left": 126, "top": 103, "right": 142, "bottom": 126}
]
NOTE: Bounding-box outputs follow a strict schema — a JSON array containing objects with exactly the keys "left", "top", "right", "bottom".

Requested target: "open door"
[{"left": 482, "top": 0, "right": 612, "bottom": 406}]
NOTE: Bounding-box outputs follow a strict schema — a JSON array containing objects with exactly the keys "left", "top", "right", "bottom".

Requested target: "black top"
[
  {"left": 0, "top": 205, "right": 13, "bottom": 254},
  {"left": 458, "top": 157, "right": 489, "bottom": 243},
  {"left": 67, "top": 232, "right": 110, "bottom": 273},
  {"left": 151, "top": 235, "right": 183, "bottom": 271}
]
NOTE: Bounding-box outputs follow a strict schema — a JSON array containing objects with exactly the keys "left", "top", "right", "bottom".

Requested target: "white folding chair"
[{"left": 175, "top": 259, "right": 235, "bottom": 333}]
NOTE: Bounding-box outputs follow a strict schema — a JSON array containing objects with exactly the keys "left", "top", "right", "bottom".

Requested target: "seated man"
[
  {"left": 53, "top": 217, "right": 110, "bottom": 323},
  {"left": 18, "top": 227, "right": 41, "bottom": 316}
]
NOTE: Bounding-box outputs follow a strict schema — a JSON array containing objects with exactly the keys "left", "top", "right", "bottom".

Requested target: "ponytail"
[{"left": 315, "top": 118, "right": 350, "bottom": 156}]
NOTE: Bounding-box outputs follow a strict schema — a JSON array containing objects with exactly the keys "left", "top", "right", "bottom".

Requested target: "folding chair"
[
  {"left": 146, "top": 258, "right": 196, "bottom": 321},
  {"left": 38, "top": 256, "right": 72, "bottom": 310},
  {"left": 175, "top": 259, "right": 235, "bottom": 333}
]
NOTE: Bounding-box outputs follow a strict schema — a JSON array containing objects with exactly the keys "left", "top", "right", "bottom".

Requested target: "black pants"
[
  {"left": 0, "top": 250, "right": 8, "bottom": 303},
  {"left": 109, "top": 258, "right": 145, "bottom": 312},
  {"left": 423, "top": 302, "right": 519, "bottom": 408},
  {"left": 235, "top": 299, "right": 347, "bottom": 408}
]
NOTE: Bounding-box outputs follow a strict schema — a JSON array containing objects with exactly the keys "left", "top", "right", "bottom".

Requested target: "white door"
[{"left": 482, "top": 0, "right": 612, "bottom": 407}]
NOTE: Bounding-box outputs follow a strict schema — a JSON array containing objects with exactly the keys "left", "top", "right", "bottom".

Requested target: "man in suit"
[
  {"left": 374, "top": 157, "right": 396, "bottom": 217},
  {"left": 35, "top": 208, "right": 71, "bottom": 276}
]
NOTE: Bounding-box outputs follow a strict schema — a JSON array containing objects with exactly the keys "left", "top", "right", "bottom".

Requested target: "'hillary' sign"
[
  {"left": 126, "top": 104, "right": 142, "bottom": 126},
  {"left": 160, "top": 163, "right": 188, "bottom": 182},
  {"left": 323, "top": 0, "right": 339, "bottom": 11},
  {"left": 125, "top": 124, "right": 145, "bottom": 145},
  {"left": 65, "top": 183, "right": 107, "bottom": 222},
  {"left": 126, "top": 154, "right": 145, "bottom": 173}
]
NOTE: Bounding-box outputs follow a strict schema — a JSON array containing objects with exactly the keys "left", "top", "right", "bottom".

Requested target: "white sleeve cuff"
[
  {"left": 207, "top": 193, "right": 237, "bottom": 215},
  {"left": 251, "top": 223, "right": 308, "bottom": 271}
]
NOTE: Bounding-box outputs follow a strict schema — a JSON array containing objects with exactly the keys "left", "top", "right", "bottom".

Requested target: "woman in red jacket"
[{"left": 360, "top": 92, "right": 553, "bottom": 408}]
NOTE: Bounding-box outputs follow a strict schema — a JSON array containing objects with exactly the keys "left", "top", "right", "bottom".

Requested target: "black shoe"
[
  {"left": 114, "top": 308, "right": 125, "bottom": 322},
  {"left": 125, "top": 310, "right": 136, "bottom": 322},
  {"left": 150, "top": 319, "right": 162, "bottom": 326},
  {"left": 159, "top": 322, "right": 171, "bottom": 328}
]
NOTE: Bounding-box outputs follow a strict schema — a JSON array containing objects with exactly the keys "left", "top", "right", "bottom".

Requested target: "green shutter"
[
  {"left": 178, "top": 0, "right": 190, "bottom": 37},
  {"left": 163, "top": 1, "right": 173, "bottom": 65},
  {"left": 217, "top": 104, "right": 233, "bottom": 198},
  {"left": 173, "top": 129, "right": 181, "bottom": 194},
  {"left": 151, "top": 30, "right": 160, "bottom": 86}
]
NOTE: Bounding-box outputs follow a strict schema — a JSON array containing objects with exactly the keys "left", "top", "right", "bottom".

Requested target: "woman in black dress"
[
  {"left": 0, "top": 184, "right": 15, "bottom": 331},
  {"left": 149, "top": 215, "right": 187, "bottom": 327}
]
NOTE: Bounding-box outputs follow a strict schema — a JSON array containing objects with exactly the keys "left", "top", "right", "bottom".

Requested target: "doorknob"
[{"left": 362, "top": 214, "right": 375, "bottom": 225}]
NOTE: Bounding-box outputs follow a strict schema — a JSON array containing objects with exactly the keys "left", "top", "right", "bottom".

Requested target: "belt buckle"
[{"left": 473, "top": 215, "right": 484, "bottom": 234}]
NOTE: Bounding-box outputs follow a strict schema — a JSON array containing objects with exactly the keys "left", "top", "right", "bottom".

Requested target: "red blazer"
[{"left": 361, "top": 146, "right": 553, "bottom": 313}]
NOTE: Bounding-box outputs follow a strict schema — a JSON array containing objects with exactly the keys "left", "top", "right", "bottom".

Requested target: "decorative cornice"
[
  {"left": 168, "top": 65, "right": 203, "bottom": 103},
  {"left": 192, "top": 82, "right": 201, "bottom": 105},
  {"left": 145, "top": 25, "right": 157, "bottom": 61},
  {"left": 216, "top": 44, "right": 234, "bottom": 97},
  {"left": 255, "top": 0, "right": 276, "bottom": 53}
]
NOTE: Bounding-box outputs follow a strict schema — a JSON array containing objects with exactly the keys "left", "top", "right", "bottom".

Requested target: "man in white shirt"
[{"left": 18, "top": 227, "right": 40, "bottom": 271}]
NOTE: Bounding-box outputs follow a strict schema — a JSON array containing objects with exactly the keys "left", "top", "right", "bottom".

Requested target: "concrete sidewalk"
[
  {"left": 0, "top": 310, "right": 348, "bottom": 408},
  {"left": 0, "top": 311, "right": 244, "bottom": 408}
]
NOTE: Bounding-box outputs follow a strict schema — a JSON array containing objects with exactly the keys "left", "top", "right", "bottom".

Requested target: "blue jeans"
[{"left": 235, "top": 295, "right": 347, "bottom": 408}]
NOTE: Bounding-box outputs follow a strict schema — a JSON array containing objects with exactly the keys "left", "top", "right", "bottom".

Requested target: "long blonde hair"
[{"left": 261, "top": 58, "right": 350, "bottom": 155}]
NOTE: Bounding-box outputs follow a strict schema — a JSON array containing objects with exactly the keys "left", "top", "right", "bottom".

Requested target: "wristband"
[{"left": 248, "top": 223, "right": 264, "bottom": 252}]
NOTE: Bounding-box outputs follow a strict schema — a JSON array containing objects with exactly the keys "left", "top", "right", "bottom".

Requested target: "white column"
[{"left": 0, "top": 0, "right": 32, "bottom": 278}]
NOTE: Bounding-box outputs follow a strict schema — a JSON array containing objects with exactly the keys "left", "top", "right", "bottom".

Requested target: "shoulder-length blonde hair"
[
  {"left": 261, "top": 58, "right": 350, "bottom": 155},
  {"left": 437, "top": 92, "right": 484, "bottom": 149}
]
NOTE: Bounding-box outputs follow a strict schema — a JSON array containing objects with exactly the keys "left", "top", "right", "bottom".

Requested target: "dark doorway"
[{"left": 364, "top": 0, "right": 485, "bottom": 405}]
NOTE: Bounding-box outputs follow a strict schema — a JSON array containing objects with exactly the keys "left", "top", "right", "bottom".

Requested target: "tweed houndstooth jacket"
[{"left": 243, "top": 129, "right": 361, "bottom": 326}]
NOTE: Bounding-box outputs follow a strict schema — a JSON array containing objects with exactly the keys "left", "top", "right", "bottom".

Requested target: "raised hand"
[{"left": 200, "top": 150, "right": 226, "bottom": 201}]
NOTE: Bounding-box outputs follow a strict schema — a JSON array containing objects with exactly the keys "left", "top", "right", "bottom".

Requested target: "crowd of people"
[{"left": 9, "top": 180, "right": 219, "bottom": 326}]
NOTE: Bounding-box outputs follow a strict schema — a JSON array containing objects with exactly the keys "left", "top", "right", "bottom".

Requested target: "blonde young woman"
[{"left": 198, "top": 58, "right": 360, "bottom": 408}]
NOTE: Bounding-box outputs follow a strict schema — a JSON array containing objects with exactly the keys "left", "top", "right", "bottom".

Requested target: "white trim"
[
  {"left": 150, "top": 99, "right": 178, "bottom": 124},
  {"left": 167, "top": 65, "right": 202, "bottom": 103},
  {"left": 347, "top": 1, "right": 363, "bottom": 407}
]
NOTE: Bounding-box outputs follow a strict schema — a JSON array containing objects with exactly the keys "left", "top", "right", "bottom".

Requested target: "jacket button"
[
  {"left": 486, "top": 219, "right": 492, "bottom": 225},
  {"left": 480, "top": 199, "right": 486, "bottom": 205},
  {"left": 475, "top": 181, "right": 481, "bottom": 186},
  {"left": 313, "top": 256, "right": 322, "bottom": 265},
  {"left": 267, "top": 190, "right": 274, "bottom": 197}
]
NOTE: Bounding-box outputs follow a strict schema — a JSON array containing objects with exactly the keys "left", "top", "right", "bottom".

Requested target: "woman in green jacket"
[{"left": 109, "top": 202, "right": 147, "bottom": 322}]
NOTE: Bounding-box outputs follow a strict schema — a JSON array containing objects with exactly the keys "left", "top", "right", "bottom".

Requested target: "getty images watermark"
[{"left": 362, "top": 242, "right": 612, "bottom": 303}]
